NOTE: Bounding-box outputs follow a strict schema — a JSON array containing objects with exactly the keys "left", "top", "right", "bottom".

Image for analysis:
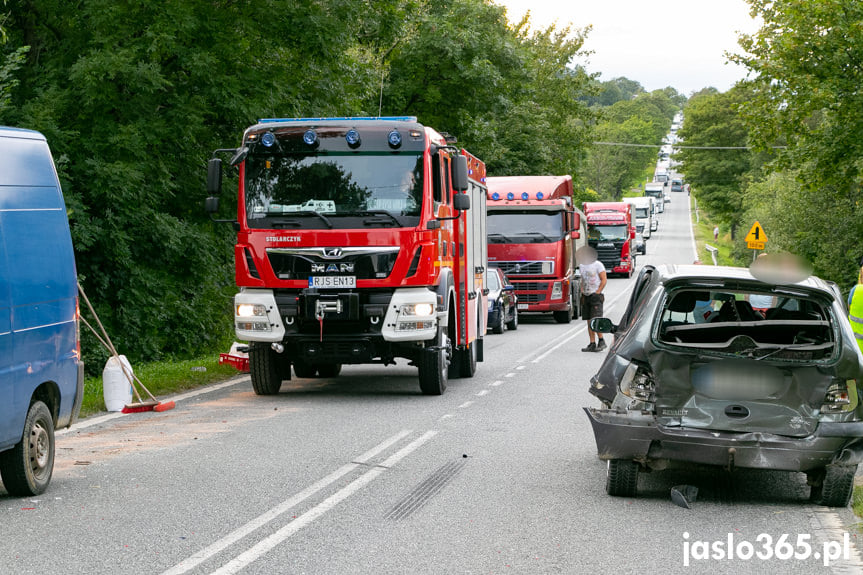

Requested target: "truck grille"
[
  {"left": 519, "top": 293, "right": 547, "bottom": 304},
  {"left": 494, "top": 261, "right": 554, "bottom": 276},
  {"left": 266, "top": 247, "right": 399, "bottom": 281},
  {"left": 513, "top": 282, "right": 549, "bottom": 292}
]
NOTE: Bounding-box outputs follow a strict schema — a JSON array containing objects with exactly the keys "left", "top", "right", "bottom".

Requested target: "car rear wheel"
[
  {"left": 606, "top": 459, "right": 639, "bottom": 497},
  {"left": 809, "top": 464, "right": 857, "bottom": 507}
]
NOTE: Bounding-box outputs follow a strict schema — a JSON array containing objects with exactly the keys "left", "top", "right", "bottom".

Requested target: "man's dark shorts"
[{"left": 581, "top": 293, "right": 604, "bottom": 320}]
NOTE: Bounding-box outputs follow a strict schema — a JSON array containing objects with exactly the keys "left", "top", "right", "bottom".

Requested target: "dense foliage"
[
  {"left": 674, "top": 0, "right": 863, "bottom": 290},
  {"left": 582, "top": 87, "right": 683, "bottom": 199},
  {"left": 0, "top": 0, "right": 597, "bottom": 368}
]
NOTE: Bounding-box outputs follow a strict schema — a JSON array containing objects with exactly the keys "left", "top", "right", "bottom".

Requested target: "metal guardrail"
[{"left": 705, "top": 244, "right": 719, "bottom": 266}]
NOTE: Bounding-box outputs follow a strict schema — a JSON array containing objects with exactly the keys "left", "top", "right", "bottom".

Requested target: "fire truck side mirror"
[
  {"left": 205, "top": 195, "right": 220, "bottom": 214},
  {"left": 451, "top": 155, "right": 469, "bottom": 192},
  {"left": 572, "top": 212, "right": 580, "bottom": 229},
  {"left": 453, "top": 192, "right": 471, "bottom": 211},
  {"left": 207, "top": 158, "right": 223, "bottom": 196}
]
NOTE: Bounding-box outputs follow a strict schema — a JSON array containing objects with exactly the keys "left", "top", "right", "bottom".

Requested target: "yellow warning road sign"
[{"left": 745, "top": 221, "right": 767, "bottom": 243}]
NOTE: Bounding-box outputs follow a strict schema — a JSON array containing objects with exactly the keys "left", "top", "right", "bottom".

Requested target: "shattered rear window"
[{"left": 656, "top": 288, "right": 835, "bottom": 361}]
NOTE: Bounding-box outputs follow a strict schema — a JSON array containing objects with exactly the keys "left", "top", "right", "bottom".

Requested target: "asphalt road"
[{"left": 2, "top": 189, "right": 862, "bottom": 575}]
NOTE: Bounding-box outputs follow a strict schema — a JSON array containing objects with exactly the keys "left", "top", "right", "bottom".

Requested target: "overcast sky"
[{"left": 494, "top": 0, "right": 760, "bottom": 95}]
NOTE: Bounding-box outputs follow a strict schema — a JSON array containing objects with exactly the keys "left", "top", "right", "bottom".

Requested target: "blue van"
[{"left": 0, "top": 127, "right": 83, "bottom": 495}]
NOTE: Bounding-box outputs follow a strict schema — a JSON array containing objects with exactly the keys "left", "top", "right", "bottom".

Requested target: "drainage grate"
[{"left": 384, "top": 459, "right": 467, "bottom": 520}]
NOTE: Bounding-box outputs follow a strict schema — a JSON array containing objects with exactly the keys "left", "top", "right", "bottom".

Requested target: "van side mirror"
[
  {"left": 453, "top": 192, "right": 470, "bottom": 211},
  {"left": 451, "top": 154, "right": 469, "bottom": 192},
  {"left": 206, "top": 158, "right": 223, "bottom": 196}
]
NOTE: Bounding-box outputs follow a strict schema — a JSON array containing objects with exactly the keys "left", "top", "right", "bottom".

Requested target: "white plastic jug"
[{"left": 102, "top": 355, "right": 133, "bottom": 411}]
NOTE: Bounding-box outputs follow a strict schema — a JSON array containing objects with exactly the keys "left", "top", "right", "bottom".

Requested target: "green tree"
[
  {"left": 732, "top": 0, "right": 863, "bottom": 285},
  {"left": 583, "top": 89, "right": 678, "bottom": 199},
  {"left": 677, "top": 84, "right": 754, "bottom": 236}
]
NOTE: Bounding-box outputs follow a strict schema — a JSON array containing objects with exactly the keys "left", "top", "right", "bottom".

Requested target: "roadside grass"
[
  {"left": 853, "top": 482, "right": 863, "bottom": 521},
  {"left": 691, "top": 196, "right": 736, "bottom": 266},
  {"left": 80, "top": 354, "right": 243, "bottom": 418}
]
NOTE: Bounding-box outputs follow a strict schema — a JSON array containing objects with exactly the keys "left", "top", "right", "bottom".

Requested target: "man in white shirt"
[{"left": 577, "top": 247, "right": 608, "bottom": 352}]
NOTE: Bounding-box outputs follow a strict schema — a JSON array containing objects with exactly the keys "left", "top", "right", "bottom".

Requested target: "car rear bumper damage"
[{"left": 583, "top": 407, "right": 863, "bottom": 472}]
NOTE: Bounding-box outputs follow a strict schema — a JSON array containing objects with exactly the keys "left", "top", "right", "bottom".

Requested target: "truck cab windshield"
[
  {"left": 588, "top": 224, "right": 627, "bottom": 241},
  {"left": 244, "top": 152, "right": 423, "bottom": 229},
  {"left": 487, "top": 211, "right": 564, "bottom": 243}
]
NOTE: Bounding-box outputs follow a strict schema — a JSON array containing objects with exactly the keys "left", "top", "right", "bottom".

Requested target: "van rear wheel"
[{"left": 0, "top": 401, "right": 55, "bottom": 496}]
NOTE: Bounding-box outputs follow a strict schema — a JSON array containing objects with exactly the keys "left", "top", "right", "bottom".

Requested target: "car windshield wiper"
[
  {"left": 488, "top": 232, "right": 512, "bottom": 243},
  {"left": 267, "top": 211, "right": 333, "bottom": 228}
]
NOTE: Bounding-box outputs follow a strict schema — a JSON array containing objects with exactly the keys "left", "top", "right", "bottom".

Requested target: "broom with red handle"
[{"left": 77, "top": 282, "right": 175, "bottom": 413}]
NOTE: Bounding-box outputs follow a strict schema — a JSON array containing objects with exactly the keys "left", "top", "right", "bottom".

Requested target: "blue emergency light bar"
[{"left": 258, "top": 116, "right": 418, "bottom": 124}]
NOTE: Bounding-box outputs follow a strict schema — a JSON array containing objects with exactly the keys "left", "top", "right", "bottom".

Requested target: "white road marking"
[
  {"left": 209, "top": 431, "right": 438, "bottom": 575},
  {"left": 161, "top": 429, "right": 413, "bottom": 575},
  {"left": 489, "top": 380, "right": 503, "bottom": 387},
  {"left": 516, "top": 365, "right": 526, "bottom": 370},
  {"left": 458, "top": 401, "right": 474, "bottom": 409},
  {"left": 439, "top": 414, "right": 454, "bottom": 420},
  {"left": 476, "top": 390, "right": 490, "bottom": 397},
  {"left": 505, "top": 372, "right": 515, "bottom": 378}
]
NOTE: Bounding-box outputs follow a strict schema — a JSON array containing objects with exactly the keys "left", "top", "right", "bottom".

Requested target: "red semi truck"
[
  {"left": 582, "top": 201, "right": 636, "bottom": 277},
  {"left": 206, "top": 117, "right": 488, "bottom": 396},
  {"left": 486, "top": 176, "right": 587, "bottom": 323}
]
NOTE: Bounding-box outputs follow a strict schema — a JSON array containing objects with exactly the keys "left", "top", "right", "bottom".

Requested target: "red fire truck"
[
  {"left": 485, "top": 176, "right": 587, "bottom": 323},
  {"left": 582, "top": 202, "right": 636, "bottom": 277},
  {"left": 206, "top": 117, "right": 488, "bottom": 396}
]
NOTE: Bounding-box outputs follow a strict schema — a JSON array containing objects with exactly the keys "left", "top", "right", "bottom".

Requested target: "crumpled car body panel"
[{"left": 585, "top": 265, "right": 863, "bottom": 472}]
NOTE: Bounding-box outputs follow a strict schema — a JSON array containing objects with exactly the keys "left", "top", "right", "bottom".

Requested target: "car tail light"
[
  {"left": 821, "top": 380, "right": 858, "bottom": 414},
  {"left": 620, "top": 361, "right": 656, "bottom": 403}
]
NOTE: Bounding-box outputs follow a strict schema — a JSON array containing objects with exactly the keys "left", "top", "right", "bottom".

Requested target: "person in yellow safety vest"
[{"left": 849, "top": 261, "right": 863, "bottom": 355}]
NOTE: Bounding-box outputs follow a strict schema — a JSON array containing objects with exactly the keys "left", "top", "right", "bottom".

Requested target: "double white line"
[{"left": 162, "top": 429, "right": 437, "bottom": 575}]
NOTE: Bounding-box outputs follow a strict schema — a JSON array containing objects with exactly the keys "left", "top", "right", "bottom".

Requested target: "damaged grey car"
[{"left": 584, "top": 264, "right": 863, "bottom": 507}]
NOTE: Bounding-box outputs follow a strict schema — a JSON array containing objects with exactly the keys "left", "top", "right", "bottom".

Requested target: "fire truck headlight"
[
  {"left": 551, "top": 281, "right": 563, "bottom": 299},
  {"left": 236, "top": 303, "right": 267, "bottom": 318},
  {"left": 400, "top": 303, "right": 434, "bottom": 317}
]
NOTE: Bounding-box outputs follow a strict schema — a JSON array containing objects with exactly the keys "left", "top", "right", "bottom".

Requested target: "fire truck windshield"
[
  {"left": 244, "top": 152, "right": 423, "bottom": 229},
  {"left": 487, "top": 211, "right": 564, "bottom": 244},
  {"left": 588, "top": 224, "right": 628, "bottom": 241}
]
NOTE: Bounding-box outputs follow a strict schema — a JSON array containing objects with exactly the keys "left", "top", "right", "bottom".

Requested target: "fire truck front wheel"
[
  {"left": 249, "top": 342, "right": 285, "bottom": 396},
  {"left": 418, "top": 326, "right": 449, "bottom": 395}
]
